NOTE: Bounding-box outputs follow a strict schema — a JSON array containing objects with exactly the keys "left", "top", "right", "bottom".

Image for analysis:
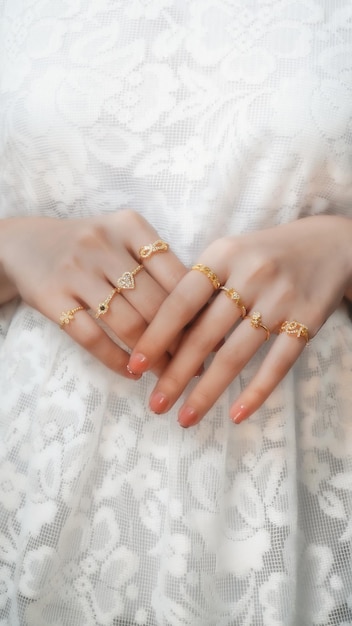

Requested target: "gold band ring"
[
  {"left": 219, "top": 286, "right": 247, "bottom": 318},
  {"left": 139, "top": 239, "right": 169, "bottom": 260},
  {"left": 279, "top": 320, "right": 309, "bottom": 344},
  {"left": 192, "top": 264, "right": 222, "bottom": 290},
  {"left": 245, "top": 311, "right": 270, "bottom": 341},
  {"left": 95, "top": 288, "right": 118, "bottom": 319},
  {"left": 115, "top": 264, "right": 144, "bottom": 291},
  {"left": 59, "top": 306, "right": 84, "bottom": 328}
]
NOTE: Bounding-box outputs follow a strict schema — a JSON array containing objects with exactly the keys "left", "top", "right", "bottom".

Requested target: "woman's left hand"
[{"left": 128, "top": 215, "right": 352, "bottom": 426}]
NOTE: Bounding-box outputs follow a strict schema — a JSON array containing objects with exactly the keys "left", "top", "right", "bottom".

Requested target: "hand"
[
  {"left": 0, "top": 211, "right": 187, "bottom": 377},
  {"left": 128, "top": 215, "right": 352, "bottom": 425}
]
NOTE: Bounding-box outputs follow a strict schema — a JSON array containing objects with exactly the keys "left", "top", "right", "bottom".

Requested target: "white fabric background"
[{"left": 1, "top": 1, "right": 352, "bottom": 624}]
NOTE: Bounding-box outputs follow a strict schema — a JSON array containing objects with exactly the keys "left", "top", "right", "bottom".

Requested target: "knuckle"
[
  {"left": 56, "top": 251, "right": 81, "bottom": 275},
  {"left": 74, "top": 223, "right": 107, "bottom": 250},
  {"left": 188, "top": 323, "right": 216, "bottom": 352},
  {"left": 161, "top": 290, "right": 194, "bottom": 325},
  {"left": 56, "top": 223, "right": 109, "bottom": 276},
  {"left": 192, "top": 386, "right": 213, "bottom": 408},
  {"left": 246, "top": 252, "right": 279, "bottom": 283},
  {"left": 119, "top": 208, "right": 146, "bottom": 229},
  {"left": 120, "top": 317, "right": 145, "bottom": 343},
  {"left": 273, "top": 281, "right": 297, "bottom": 310},
  {"left": 78, "top": 324, "right": 102, "bottom": 351},
  {"left": 248, "top": 383, "right": 268, "bottom": 406},
  {"left": 141, "top": 292, "right": 165, "bottom": 321},
  {"left": 216, "top": 344, "right": 245, "bottom": 373},
  {"left": 56, "top": 225, "right": 108, "bottom": 275},
  {"left": 207, "top": 236, "right": 234, "bottom": 264},
  {"left": 161, "top": 371, "right": 184, "bottom": 396},
  {"left": 280, "top": 282, "right": 297, "bottom": 306},
  {"left": 217, "top": 351, "right": 237, "bottom": 373}
]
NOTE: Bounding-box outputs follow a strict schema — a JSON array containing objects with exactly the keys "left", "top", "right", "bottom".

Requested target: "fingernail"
[
  {"left": 178, "top": 405, "right": 199, "bottom": 428},
  {"left": 231, "top": 404, "right": 248, "bottom": 424},
  {"left": 149, "top": 391, "right": 170, "bottom": 414},
  {"left": 128, "top": 352, "right": 149, "bottom": 374},
  {"left": 127, "top": 364, "right": 142, "bottom": 378}
]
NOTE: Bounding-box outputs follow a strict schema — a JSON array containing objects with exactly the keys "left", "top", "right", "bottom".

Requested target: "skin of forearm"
[
  {"left": 0, "top": 218, "right": 20, "bottom": 304},
  {"left": 341, "top": 216, "right": 352, "bottom": 303}
]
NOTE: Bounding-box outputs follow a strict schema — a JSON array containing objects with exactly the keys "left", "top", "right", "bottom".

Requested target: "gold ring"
[
  {"left": 192, "top": 264, "right": 222, "bottom": 290},
  {"left": 245, "top": 311, "right": 270, "bottom": 341},
  {"left": 115, "top": 264, "right": 144, "bottom": 291},
  {"left": 95, "top": 288, "right": 118, "bottom": 319},
  {"left": 139, "top": 239, "right": 169, "bottom": 260},
  {"left": 279, "top": 320, "right": 309, "bottom": 344},
  {"left": 219, "top": 286, "right": 247, "bottom": 318},
  {"left": 59, "top": 306, "right": 84, "bottom": 328}
]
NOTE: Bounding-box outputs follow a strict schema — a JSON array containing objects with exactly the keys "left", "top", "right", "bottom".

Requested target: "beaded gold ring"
[{"left": 59, "top": 306, "right": 84, "bottom": 328}]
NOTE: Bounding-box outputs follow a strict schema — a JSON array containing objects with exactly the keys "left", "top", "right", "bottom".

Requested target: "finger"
[
  {"left": 111, "top": 211, "right": 188, "bottom": 292},
  {"left": 132, "top": 240, "right": 188, "bottom": 356},
  {"left": 229, "top": 333, "right": 306, "bottom": 424},
  {"left": 133, "top": 237, "right": 188, "bottom": 294},
  {"left": 175, "top": 315, "right": 270, "bottom": 426},
  {"left": 96, "top": 251, "right": 185, "bottom": 355},
  {"left": 56, "top": 303, "right": 140, "bottom": 379},
  {"left": 94, "top": 292, "right": 171, "bottom": 377},
  {"left": 71, "top": 273, "right": 171, "bottom": 376},
  {"left": 148, "top": 289, "right": 244, "bottom": 413},
  {"left": 99, "top": 253, "right": 167, "bottom": 324},
  {"left": 178, "top": 318, "right": 308, "bottom": 427},
  {"left": 128, "top": 266, "right": 225, "bottom": 374},
  {"left": 67, "top": 266, "right": 144, "bottom": 332},
  {"left": 163, "top": 303, "right": 276, "bottom": 425}
]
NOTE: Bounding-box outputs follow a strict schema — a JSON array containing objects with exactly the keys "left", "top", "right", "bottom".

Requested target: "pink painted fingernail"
[
  {"left": 178, "top": 405, "right": 199, "bottom": 428},
  {"left": 126, "top": 365, "right": 143, "bottom": 380},
  {"left": 128, "top": 352, "right": 149, "bottom": 374},
  {"left": 231, "top": 404, "right": 249, "bottom": 424},
  {"left": 149, "top": 391, "right": 170, "bottom": 414},
  {"left": 126, "top": 364, "right": 142, "bottom": 378}
]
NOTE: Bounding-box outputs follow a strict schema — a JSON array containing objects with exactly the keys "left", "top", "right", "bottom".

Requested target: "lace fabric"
[{"left": 1, "top": 1, "right": 352, "bottom": 625}]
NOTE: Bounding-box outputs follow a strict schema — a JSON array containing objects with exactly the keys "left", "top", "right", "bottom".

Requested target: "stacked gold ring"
[
  {"left": 245, "top": 311, "right": 270, "bottom": 341},
  {"left": 115, "top": 264, "right": 144, "bottom": 291},
  {"left": 192, "top": 264, "right": 222, "bottom": 290},
  {"left": 139, "top": 239, "right": 169, "bottom": 260},
  {"left": 279, "top": 320, "right": 309, "bottom": 344},
  {"left": 219, "top": 286, "right": 247, "bottom": 318},
  {"left": 95, "top": 264, "right": 144, "bottom": 319},
  {"left": 95, "top": 288, "right": 118, "bottom": 319}
]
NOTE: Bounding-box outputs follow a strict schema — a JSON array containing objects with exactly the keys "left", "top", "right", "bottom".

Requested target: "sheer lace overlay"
[{"left": 1, "top": 1, "right": 352, "bottom": 625}]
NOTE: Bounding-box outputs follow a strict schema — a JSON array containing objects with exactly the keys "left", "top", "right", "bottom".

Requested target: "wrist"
[
  {"left": 341, "top": 216, "right": 352, "bottom": 302},
  {"left": 0, "top": 218, "right": 21, "bottom": 304}
]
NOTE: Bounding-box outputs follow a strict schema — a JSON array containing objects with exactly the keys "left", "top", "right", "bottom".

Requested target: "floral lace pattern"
[{"left": 1, "top": 1, "right": 352, "bottom": 624}]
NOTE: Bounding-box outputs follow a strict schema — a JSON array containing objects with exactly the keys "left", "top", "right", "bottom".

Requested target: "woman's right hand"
[{"left": 0, "top": 211, "right": 187, "bottom": 377}]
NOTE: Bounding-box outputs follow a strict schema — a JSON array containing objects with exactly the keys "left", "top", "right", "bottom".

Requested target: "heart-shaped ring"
[{"left": 115, "top": 264, "right": 144, "bottom": 291}]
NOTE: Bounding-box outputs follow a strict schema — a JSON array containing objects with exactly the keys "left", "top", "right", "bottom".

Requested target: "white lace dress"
[{"left": 1, "top": 1, "right": 352, "bottom": 625}]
